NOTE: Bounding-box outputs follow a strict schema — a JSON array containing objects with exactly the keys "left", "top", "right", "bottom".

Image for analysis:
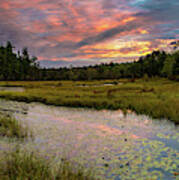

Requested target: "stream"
[{"left": 0, "top": 99, "right": 178, "bottom": 179}]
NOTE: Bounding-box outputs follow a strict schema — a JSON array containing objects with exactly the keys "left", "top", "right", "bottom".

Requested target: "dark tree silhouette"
[{"left": 0, "top": 41, "right": 179, "bottom": 81}]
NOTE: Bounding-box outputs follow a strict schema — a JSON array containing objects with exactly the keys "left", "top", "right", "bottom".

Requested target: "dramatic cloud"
[{"left": 0, "top": 0, "right": 178, "bottom": 67}]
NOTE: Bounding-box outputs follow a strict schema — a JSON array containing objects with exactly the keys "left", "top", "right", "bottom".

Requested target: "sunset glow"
[{"left": 0, "top": 0, "right": 178, "bottom": 66}]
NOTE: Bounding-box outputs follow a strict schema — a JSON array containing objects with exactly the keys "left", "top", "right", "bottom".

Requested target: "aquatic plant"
[
  {"left": 0, "top": 114, "right": 29, "bottom": 138},
  {"left": 0, "top": 149, "right": 94, "bottom": 180}
]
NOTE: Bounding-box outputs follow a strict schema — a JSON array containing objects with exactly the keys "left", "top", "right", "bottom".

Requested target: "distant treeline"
[{"left": 0, "top": 41, "right": 179, "bottom": 81}]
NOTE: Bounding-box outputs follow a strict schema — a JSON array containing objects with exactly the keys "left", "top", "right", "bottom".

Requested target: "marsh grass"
[
  {"left": 0, "top": 78, "right": 178, "bottom": 124},
  {"left": 0, "top": 149, "right": 94, "bottom": 180},
  {"left": 0, "top": 114, "right": 29, "bottom": 138}
]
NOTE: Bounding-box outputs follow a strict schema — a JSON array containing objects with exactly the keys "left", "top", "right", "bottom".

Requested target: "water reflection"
[
  {"left": 0, "top": 86, "right": 24, "bottom": 92},
  {"left": 0, "top": 99, "right": 178, "bottom": 179}
]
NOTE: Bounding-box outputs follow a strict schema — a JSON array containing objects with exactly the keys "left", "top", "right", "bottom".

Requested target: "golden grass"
[{"left": 0, "top": 78, "right": 178, "bottom": 124}]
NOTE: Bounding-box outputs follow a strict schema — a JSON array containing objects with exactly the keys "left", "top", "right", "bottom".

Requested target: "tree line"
[
  {"left": 0, "top": 42, "right": 39, "bottom": 80},
  {"left": 0, "top": 41, "right": 179, "bottom": 81}
]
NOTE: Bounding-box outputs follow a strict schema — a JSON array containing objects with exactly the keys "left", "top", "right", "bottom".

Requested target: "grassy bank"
[
  {"left": 0, "top": 78, "right": 178, "bottom": 124},
  {"left": 0, "top": 113, "right": 94, "bottom": 179},
  {"left": 0, "top": 149, "right": 94, "bottom": 180},
  {"left": 0, "top": 114, "right": 29, "bottom": 138}
]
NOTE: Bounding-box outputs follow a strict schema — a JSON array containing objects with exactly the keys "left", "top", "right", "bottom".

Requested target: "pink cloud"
[{"left": 0, "top": 0, "right": 178, "bottom": 65}]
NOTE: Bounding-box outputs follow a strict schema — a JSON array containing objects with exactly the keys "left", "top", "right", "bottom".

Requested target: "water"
[
  {"left": 77, "top": 83, "right": 123, "bottom": 87},
  {"left": 0, "top": 86, "right": 24, "bottom": 92},
  {"left": 0, "top": 99, "right": 178, "bottom": 179}
]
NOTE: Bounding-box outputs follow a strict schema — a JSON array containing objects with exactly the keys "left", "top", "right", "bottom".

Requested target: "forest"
[{"left": 0, "top": 41, "right": 179, "bottom": 81}]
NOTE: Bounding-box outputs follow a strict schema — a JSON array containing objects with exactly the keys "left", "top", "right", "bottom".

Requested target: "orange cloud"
[
  {"left": 0, "top": 2, "right": 11, "bottom": 10},
  {"left": 1, "top": 0, "right": 178, "bottom": 66}
]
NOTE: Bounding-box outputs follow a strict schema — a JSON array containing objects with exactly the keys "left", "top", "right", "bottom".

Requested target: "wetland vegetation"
[
  {"left": 0, "top": 148, "right": 93, "bottom": 180},
  {"left": 0, "top": 100, "right": 178, "bottom": 179},
  {"left": 0, "top": 42, "right": 179, "bottom": 179},
  {"left": 0, "top": 78, "right": 178, "bottom": 124},
  {"left": 0, "top": 113, "right": 29, "bottom": 138},
  {"left": 0, "top": 112, "right": 94, "bottom": 180},
  {"left": 0, "top": 41, "right": 178, "bottom": 124}
]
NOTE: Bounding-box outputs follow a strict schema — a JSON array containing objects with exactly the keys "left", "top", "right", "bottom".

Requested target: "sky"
[{"left": 0, "top": 0, "right": 179, "bottom": 67}]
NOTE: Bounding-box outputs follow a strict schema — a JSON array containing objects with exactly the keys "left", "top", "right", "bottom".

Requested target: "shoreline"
[
  {"left": 0, "top": 95, "right": 178, "bottom": 125},
  {"left": 0, "top": 79, "right": 178, "bottom": 125}
]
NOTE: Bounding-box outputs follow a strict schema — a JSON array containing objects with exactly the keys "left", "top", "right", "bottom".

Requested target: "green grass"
[
  {"left": 0, "top": 111, "right": 93, "bottom": 179},
  {"left": 0, "top": 149, "right": 94, "bottom": 180},
  {"left": 0, "top": 78, "right": 178, "bottom": 124},
  {"left": 0, "top": 114, "right": 29, "bottom": 138}
]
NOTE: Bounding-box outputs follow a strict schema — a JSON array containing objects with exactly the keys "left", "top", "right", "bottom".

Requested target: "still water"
[
  {"left": 0, "top": 86, "right": 24, "bottom": 92},
  {"left": 0, "top": 99, "right": 178, "bottom": 179}
]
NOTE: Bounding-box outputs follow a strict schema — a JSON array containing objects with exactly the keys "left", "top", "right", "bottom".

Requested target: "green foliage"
[
  {"left": 0, "top": 79, "right": 178, "bottom": 124},
  {"left": 0, "top": 149, "right": 94, "bottom": 180},
  {"left": 39, "top": 50, "right": 179, "bottom": 81},
  {"left": 0, "top": 114, "right": 29, "bottom": 138},
  {"left": 0, "top": 41, "right": 179, "bottom": 80},
  {"left": 161, "top": 55, "right": 175, "bottom": 78},
  {"left": 0, "top": 42, "right": 39, "bottom": 80}
]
